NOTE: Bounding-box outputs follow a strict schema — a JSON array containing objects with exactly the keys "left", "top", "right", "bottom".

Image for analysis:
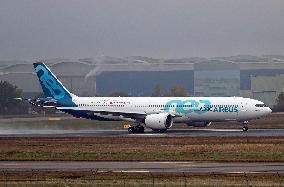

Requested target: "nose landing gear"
[
  {"left": 242, "top": 121, "right": 249, "bottom": 132},
  {"left": 242, "top": 125, "right": 248, "bottom": 131}
]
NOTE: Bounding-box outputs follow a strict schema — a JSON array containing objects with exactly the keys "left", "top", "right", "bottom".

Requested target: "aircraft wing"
[
  {"left": 57, "top": 107, "right": 147, "bottom": 119},
  {"left": 56, "top": 107, "right": 179, "bottom": 120}
]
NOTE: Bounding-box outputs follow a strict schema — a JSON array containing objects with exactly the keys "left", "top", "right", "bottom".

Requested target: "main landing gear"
[
  {"left": 242, "top": 121, "right": 249, "bottom": 132},
  {"left": 128, "top": 124, "right": 145, "bottom": 134}
]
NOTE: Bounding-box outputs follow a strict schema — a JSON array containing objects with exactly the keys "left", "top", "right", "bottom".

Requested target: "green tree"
[
  {"left": 275, "top": 92, "right": 284, "bottom": 111},
  {"left": 0, "top": 81, "right": 28, "bottom": 114},
  {"left": 164, "top": 85, "right": 188, "bottom": 97},
  {"left": 151, "top": 84, "right": 161, "bottom": 97}
]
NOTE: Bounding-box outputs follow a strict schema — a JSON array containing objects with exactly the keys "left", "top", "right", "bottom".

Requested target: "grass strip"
[
  {"left": 0, "top": 137, "right": 283, "bottom": 161},
  {"left": 0, "top": 172, "right": 283, "bottom": 187}
]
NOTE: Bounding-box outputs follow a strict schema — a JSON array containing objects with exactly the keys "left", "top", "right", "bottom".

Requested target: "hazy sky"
[{"left": 0, "top": 0, "right": 283, "bottom": 60}]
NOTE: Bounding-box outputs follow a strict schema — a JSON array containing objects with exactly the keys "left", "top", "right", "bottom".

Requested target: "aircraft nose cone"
[{"left": 267, "top": 107, "right": 272, "bottom": 114}]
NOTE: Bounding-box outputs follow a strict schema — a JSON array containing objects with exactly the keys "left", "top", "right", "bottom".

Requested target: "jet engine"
[
  {"left": 144, "top": 113, "right": 173, "bottom": 130},
  {"left": 186, "top": 121, "right": 212, "bottom": 127}
]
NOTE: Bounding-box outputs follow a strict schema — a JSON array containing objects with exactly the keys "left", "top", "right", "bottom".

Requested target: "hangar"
[{"left": 1, "top": 56, "right": 284, "bottom": 108}]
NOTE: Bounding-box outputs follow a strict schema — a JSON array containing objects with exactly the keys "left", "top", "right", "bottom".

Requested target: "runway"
[
  {"left": 0, "top": 128, "right": 283, "bottom": 137},
  {"left": 0, "top": 161, "right": 283, "bottom": 174}
]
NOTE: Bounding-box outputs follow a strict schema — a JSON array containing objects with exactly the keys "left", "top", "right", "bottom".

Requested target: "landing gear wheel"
[
  {"left": 242, "top": 121, "right": 249, "bottom": 132},
  {"left": 128, "top": 126, "right": 135, "bottom": 133},
  {"left": 128, "top": 125, "right": 144, "bottom": 134},
  {"left": 138, "top": 126, "right": 145, "bottom": 133}
]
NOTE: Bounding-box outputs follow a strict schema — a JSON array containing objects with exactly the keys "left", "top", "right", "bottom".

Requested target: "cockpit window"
[{"left": 255, "top": 104, "right": 267, "bottom": 107}]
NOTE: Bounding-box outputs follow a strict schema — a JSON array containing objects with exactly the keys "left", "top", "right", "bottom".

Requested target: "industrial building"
[
  {"left": 194, "top": 60, "right": 240, "bottom": 97},
  {"left": 1, "top": 56, "right": 284, "bottom": 108},
  {"left": 243, "top": 75, "right": 284, "bottom": 108},
  {"left": 95, "top": 63, "right": 194, "bottom": 96},
  {"left": 239, "top": 63, "right": 284, "bottom": 107}
]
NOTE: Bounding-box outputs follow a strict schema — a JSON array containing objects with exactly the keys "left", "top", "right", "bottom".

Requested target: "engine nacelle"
[
  {"left": 186, "top": 121, "right": 212, "bottom": 127},
  {"left": 144, "top": 113, "right": 173, "bottom": 130}
]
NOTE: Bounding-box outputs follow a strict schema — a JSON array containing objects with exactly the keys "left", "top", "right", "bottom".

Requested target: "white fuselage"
[
  {"left": 69, "top": 96, "right": 272, "bottom": 123},
  {"left": 32, "top": 62, "right": 272, "bottom": 131}
]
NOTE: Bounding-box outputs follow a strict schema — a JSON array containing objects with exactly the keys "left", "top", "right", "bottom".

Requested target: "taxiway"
[{"left": 0, "top": 161, "right": 283, "bottom": 174}]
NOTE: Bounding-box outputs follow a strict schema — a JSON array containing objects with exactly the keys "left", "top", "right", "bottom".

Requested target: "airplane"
[{"left": 22, "top": 62, "right": 272, "bottom": 133}]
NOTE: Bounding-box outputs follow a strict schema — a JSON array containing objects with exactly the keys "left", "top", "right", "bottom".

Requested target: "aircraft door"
[{"left": 238, "top": 100, "right": 250, "bottom": 120}]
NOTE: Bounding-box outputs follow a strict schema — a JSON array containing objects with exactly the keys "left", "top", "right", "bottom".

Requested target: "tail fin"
[{"left": 33, "top": 62, "right": 77, "bottom": 102}]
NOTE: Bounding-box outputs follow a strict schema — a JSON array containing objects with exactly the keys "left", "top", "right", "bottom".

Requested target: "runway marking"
[
  {"left": 48, "top": 117, "right": 61, "bottom": 121},
  {"left": 113, "top": 170, "right": 150, "bottom": 173}
]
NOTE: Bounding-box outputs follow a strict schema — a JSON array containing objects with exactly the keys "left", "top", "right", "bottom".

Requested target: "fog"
[{"left": 0, "top": 0, "right": 283, "bottom": 60}]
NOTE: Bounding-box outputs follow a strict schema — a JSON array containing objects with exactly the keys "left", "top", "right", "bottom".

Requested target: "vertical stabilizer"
[{"left": 33, "top": 62, "right": 77, "bottom": 106}]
